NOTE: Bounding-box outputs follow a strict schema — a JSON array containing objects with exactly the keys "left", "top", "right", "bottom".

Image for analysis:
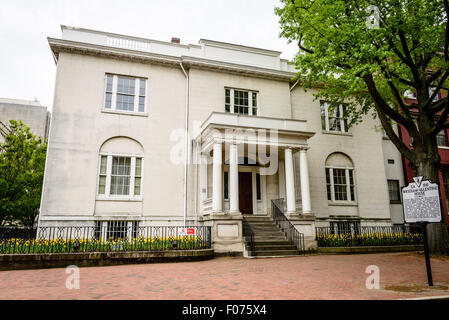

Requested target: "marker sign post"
[{"left": 402, "top": 176, "right": 442, "bottom": 286}]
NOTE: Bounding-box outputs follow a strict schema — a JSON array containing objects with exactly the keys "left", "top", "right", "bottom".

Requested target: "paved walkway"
[{"left": 1, "top": 252, "right": 448, "bottom": 300}]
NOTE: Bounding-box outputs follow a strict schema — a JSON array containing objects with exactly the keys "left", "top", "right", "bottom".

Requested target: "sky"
[{"left": 0, "top": 0, "right": 298, "bottom": 112}]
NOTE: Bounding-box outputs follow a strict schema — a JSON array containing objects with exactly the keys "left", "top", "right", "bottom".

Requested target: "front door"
[{"left": 239, "top": 172, "right": 253, "bottom": 214}]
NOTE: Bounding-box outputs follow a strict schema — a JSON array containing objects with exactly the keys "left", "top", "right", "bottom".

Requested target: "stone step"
[
  {"left": 244, "top": 220, "right": 276, "bottom": 224},
  {"left": 252, "top": 240, "right": 295, "bottom": 246},
  {"left": 243, "top": 225, "right": 278, "bottom": 230},
  {"left": 251, "top": 250, "right": 300, "bottom": 256},
  {"left": 252, "top": 244, "right": 298, "bottom": 251},
  {"left": 243, "top": 228, "right": 282, "bottom": 233},
  {"left": 253, "top": 236, "right": 288, "bottom": 241},
  {"left": 243, "top": 216, "right": 301, "bottom": 257},
  {"left": 250, "top": 233, "right": 286, "bottom": 237}
]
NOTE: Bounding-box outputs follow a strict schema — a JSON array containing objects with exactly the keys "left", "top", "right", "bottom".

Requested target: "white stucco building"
[{"left": 38, "top": 26, "right": 396, "bottom": 254}]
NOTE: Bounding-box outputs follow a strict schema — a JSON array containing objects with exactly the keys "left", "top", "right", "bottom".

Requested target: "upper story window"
[
  {"left": 225, "top": 88, "right": 258, "bottom": 116},
  {"left": 437, "top": 129, "right": 448, "bottom": 147},
  {"left": 320, "top": 102, "right": 349, "bottom": 133},
  {"left": 104, "top": 74, "right": 147, "bottom": 113}
]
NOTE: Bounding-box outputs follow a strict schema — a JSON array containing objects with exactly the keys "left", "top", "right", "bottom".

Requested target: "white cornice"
[
  {"left": 48, "top": 38, "right": 297, "bottom": 81},
  {"left": 48, "top": 37, "right": 182, "bottom": 65}
]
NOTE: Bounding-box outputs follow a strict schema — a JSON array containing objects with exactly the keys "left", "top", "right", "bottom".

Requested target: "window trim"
[
  {"left": 325, "top": 166, "right": 357, "bottom": 204},
  {"left": 103, "top": 74, "right": 148, "bottom": 115},
  {"left": 320, "top": 101, "right": 350, "bottom": 134},
  {"left": 225, "top": 87, "right": 259, "bottom": 116},
  {"left": 96, "top": 152, "right": 144, "bottom": 201}
]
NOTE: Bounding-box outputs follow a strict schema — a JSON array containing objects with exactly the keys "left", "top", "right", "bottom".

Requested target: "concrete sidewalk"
[{"left": 0, "top": 252, "right": 448, "bottom": 300}]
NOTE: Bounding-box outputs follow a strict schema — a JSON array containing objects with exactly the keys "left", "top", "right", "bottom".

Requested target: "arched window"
[
  {"left": 325, "top": 152, "right": 356, "bottom": 202},
  {"left": 97, "top": 137, "right": 144, "bottom": 199}
]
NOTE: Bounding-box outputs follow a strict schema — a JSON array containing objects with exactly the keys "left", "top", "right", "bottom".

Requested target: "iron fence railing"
[
  {"left": 0, "top": 227, "right": 37, "bottom": 241},
  {"left": 241, "top": 216, "right": 255, "bottom": 255},
  {"left": 271, "top": 199, "right": 305, "bottom": 254},
  {"left": 316, "top": 225, "right": 424, "bottom": 247},
  {"left": 0, "top": 225, "right": 211, "bottom": 254}
]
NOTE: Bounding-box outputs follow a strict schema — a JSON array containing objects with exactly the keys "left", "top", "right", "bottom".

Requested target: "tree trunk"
[{"left": 413, "top": 154, "right": 449, "bottom": 255}]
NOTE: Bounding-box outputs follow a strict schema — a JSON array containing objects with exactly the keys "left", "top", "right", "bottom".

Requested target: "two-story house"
[{"left": 38, "top": 26, "right": 393, "bottom": 254}]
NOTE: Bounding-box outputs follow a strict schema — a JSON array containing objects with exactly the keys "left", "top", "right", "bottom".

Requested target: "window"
[
  {"left": 225, "top": 88, "right": 258, "bottom": 116},
  {"left": 256, "top": 173, "right": 261, "bottom": 200},
  {"left": 320, "top": 102, "right": 349, "bottom": 133},
  {"left": 437, "top": 130, "right": 448, "bottom": 147},
  {"left": 106, "top": 221, "right": 127, "bottom": 239},
  {"left": 97, "top": 221, "right": 139, "bottom": 240},
  {"left": 110, "top": 157, "right": 131, "bottom": 195},
  {"left": 98, "top": 155, "right": 143, "bottom": 199},
  {"left": 104, "top": 74, "right": 147, "bottom": 113},
  {"left": 325, "top": 153, "right": 356, "bottom": 202},
  {"left": 326, "top": 167, "right": 356, "bottom": 201},
  {"left": 330, "top": 221, "right": 360, "bottom": 235},
  {"left": 388, "top": 159, "right": 395, "bottom": 164},
  {"left": 429, "top": 86, "right": 439, "bottom": 102},
  {"left": 387, "top": 180, "right": 401, "bottom": 202}
]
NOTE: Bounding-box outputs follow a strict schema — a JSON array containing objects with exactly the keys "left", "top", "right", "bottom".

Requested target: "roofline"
[
  {"left": 48, "top": 37, "right": 297, "bottom": 81},
  {"left": 60, "top": 25, "right": 201, "bottom": 49},
  {"left": 198, "top": 39, "right": 282, "bottom": 56}
]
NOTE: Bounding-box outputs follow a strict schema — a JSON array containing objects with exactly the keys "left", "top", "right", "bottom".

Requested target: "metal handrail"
[
  {"left": 241, "top": 216, "right": 255, "bottom": 255},
  {"left": 271, "top": 199, "right": 305, "bottom": 254}
]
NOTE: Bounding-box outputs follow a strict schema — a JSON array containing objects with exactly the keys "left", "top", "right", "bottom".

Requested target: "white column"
[
  {"left": 200, "top": 154, "right": 208, "bottom": 213},
  {"left": 299, "top": 148, "right": 312, "bottom": 214},
  {"left": 212, "top": 142, "right": 223, "bottom": 212},
  {"left": 229, "top": 143, "right": 239, "bottom": 213},
  {"left": 284, "top": 148, "right": 296, "bottom": 214}
]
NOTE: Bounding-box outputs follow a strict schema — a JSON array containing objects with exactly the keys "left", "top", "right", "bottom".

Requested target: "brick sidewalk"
[{"left": 0, "top": 252, "right": 448, "bottom": 300}]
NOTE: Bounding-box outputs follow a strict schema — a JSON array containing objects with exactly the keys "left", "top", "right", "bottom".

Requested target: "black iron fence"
[
  {"left": 271, "top": 199, "right": 305, "bottom": 254},
  {"left": 242, "top": 216, "right": 255, "bottom": 254},
  {"left": 316, "top": 225, "right": 423, "bottom": 247},
  {"left": 0, "top": 225, "right": 212, "bottom": 254},
  {"left": 0, "top": 227, "right": 36, "bottom": 241}
]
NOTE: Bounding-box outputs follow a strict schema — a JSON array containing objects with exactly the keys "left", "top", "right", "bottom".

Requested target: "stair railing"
[
  {"left": 271, "top": 199, "right": 305, "bottom": 254},
  {"left": 242, "top": 216, "right": 255, "bottom": 255}
]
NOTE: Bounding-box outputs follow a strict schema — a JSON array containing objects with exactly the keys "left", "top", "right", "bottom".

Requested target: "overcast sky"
[{"left": 0, "top": 0, "right": 298, "bottom": 112}]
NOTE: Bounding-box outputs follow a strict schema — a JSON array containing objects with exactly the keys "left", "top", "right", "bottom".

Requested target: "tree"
[
  {"left": 0, "top": 120, "right": 47, "bottom": 226},
  {"left": 276, "top": 0, "right": 449, "bottom": 254}
]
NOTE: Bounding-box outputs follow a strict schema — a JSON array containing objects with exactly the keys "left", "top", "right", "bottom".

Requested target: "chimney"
[{"left": 171, "top": 37, "right": 180, "bottom": 44}]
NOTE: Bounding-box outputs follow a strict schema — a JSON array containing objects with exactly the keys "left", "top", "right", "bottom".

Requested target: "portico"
[
  {"left": 195, "top": 112, "right": 316, "bottom": 253},
  {"left": 197, "top": 112, "right": 314, "bottom": 217}
]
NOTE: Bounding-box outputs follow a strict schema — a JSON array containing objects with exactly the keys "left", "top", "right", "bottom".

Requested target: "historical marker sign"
[{"left": 402, "top": 176, "right": 442, "bottom": 223}]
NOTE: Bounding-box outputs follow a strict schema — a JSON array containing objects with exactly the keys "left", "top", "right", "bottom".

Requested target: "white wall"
[
  {"left": 291, "top": 87, "right": 391, "bottom": 223},
  {"left": 39, "top": 52, "right": 187, "bottom": 224}
]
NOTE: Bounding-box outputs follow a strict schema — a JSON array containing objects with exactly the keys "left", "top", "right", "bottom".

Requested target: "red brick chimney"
[{"left": 171, "top": 37, "right": 180, "bottom": 44}]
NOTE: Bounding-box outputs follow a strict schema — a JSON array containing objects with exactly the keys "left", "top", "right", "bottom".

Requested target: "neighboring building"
[
  {"left": 398, "top": 92, "right": 449, "bottom": 227},
  {"left": 0, "top": 97, "right": 50, "bottom": 141},
  {"left": 38, "top": 26, "right": 394, "bottom": 254}
]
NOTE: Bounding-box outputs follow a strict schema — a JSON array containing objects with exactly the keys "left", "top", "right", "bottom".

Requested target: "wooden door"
[{"left": 239, "top": 172, "right": 253, "bottom": 214}]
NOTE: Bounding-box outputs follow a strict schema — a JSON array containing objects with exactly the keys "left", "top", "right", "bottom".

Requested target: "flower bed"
[
  {"left": 0, "top": 236, "right": 207, "bottom": 254},
  {"left": 316, "top": 232, "right": 423, "bottom": 247}
]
